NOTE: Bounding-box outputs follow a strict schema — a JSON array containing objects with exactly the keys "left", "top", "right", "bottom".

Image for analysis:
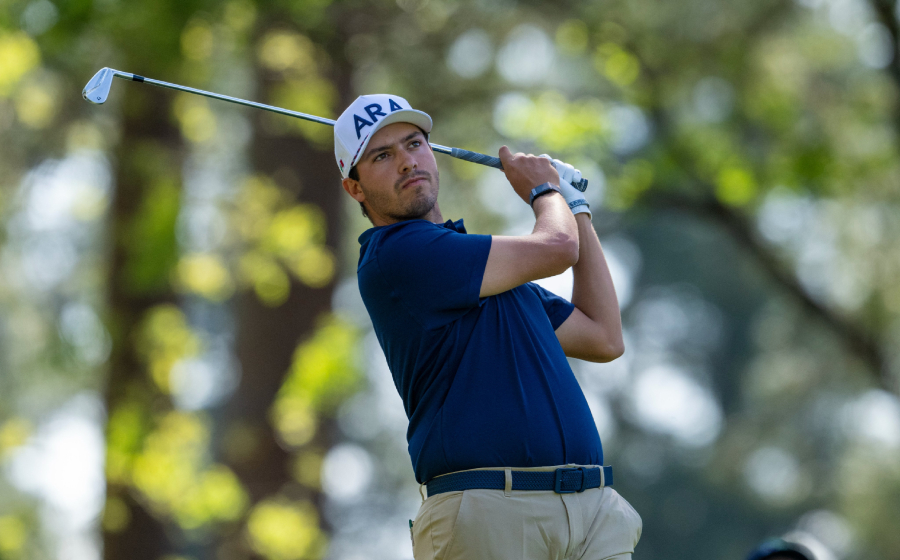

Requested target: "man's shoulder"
[{"left": 358, "top": 220, "right": 440, "bottom": 272}]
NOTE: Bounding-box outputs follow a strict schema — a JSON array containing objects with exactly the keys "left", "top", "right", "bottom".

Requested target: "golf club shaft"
[
  {"left": 103, "top": 70, "right": 587, "bottom": 190},
  {"left": 110, "top": 70, "right": 482, "bottom": 164}
]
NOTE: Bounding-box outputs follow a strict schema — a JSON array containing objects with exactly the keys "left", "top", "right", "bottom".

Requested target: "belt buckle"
[{"left": 553, "top": 467, "right": 587, "bottom": 494}]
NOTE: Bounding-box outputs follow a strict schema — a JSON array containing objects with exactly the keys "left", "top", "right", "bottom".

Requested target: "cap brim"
[{"left": 349, "top": 109, "right": 433, "bottom": 170}]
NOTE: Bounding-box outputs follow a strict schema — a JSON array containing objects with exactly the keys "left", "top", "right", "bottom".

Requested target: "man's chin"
[{"left": 393, "top": 197, "right": 437, "bottom": 222}]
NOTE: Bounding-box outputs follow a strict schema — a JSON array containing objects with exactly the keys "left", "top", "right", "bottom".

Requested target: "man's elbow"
[
  {"left": 547, "top": 233, "right": 579, "bottom": 273},
  {"left": 588, "top": 338, "right": 624, "bottom": 363}
]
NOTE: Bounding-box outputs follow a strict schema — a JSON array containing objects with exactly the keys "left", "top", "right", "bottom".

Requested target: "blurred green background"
[{"left": 1, "top": 0, "right": 899, "bottom": 559}]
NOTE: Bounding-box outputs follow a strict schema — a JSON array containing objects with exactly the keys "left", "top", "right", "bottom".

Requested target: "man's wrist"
[
  {"left": 573, "top": 207, "right": 592, "bottom": 220},
  {"left": 529, "top": 182, "right": 562, "bottom": 206}
]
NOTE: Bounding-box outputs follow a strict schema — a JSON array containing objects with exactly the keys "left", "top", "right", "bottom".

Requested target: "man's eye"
[
  {"left": 374, "top": 153, "right": 387, "bottom": 162},
  {"left": 410, "top": 140, "right": 421, "bottom": 148}
]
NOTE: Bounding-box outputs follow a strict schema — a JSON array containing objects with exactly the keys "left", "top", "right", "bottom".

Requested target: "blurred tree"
[
  {"left": 96, "top": 2, "right": 240, "bottom": 559},
  {"left": 210, "top": 3, "right": 364, "bottom": 559},
  {"left": 2, "top": 0, "right": 900, "bottom": 559},
  {"left": 3, "top": 0, "right": 361, "bottom": 558}
]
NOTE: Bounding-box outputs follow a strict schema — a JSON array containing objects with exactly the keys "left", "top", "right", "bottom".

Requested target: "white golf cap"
[{"left": 334, "top": 94, "right": 433, "bottom": 179}]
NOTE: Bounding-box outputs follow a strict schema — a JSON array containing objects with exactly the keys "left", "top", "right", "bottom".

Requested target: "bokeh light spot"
[
  {"left": 0, "top": 32, "right": 40, "bottom": 96},
  {"left": 0, "top": 516, "right": 27, "bottom": 554},
  {"left": 176, "top": 252, "right": 234, "bottom": 301},
  {"left": 174, "top": 94, "right": 217, "bottom": 144},
  {"left": 556, "top": 20, "right": 589, "bottom": 55},
  {"left": 181, "top": 21, "right": 214, "bottom": 61},
  {"left": 447, "top": 29, "right": 493, "bottom": 79},
  {"left": 716, "top": 166, "right": 758, "bottom": 207},
  {"left": 246, "top": 499, "right": 324, "bottom": 560}
]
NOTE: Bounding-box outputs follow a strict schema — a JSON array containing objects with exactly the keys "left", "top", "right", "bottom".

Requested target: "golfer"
[{"left": 335, "top": 94, "right": 642, "bottom": 560}]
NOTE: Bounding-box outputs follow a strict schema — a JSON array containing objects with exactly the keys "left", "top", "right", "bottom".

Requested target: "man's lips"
[{"left": 401, "top": 176, "right": 427, "bottom": 190}]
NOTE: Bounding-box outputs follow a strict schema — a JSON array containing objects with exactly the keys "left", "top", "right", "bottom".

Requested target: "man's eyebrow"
[{"left": 362, "top": 130, "right": 424, "bottom": 161}]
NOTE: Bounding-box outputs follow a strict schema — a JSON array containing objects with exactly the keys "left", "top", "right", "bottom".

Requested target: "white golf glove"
[{"left": 540, "top": 155, "right": 591, "bottom": 218}]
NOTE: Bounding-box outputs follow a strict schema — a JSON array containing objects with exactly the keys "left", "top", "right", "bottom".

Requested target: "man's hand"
[
  {"left": 540, "top": 155, "right": 591, "bottom": 218},
  {"left": 499, "top": 146, "right": 561, "bottom": 204}
]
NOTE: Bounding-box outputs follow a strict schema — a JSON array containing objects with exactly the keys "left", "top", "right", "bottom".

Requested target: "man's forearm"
[
  {"left": 479, "top": 192, "right": 579, "bottom": 298},
  {"left": 571, "top": 214, "right": 623, "bottom": 347},
  {"left": 531, "top": 191, "right": 579, "bottom": 257}
]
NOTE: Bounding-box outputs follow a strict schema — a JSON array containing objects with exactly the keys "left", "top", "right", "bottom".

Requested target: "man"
[{"left": 335, "top": 94, "right": 642, "bottom": 559}]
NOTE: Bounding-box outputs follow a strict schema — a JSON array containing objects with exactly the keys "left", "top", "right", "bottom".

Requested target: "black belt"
[{"left": 426, "top": 465, "right": 613, "bottom": 497}]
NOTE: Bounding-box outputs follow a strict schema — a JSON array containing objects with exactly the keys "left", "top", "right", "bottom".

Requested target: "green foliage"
[
  {"left": 0, "top": 419, "right": 31, "bottom": 460},
  {"left": 283, "top": 315, "right": 363, "bottom": 412},
  {"left": 230, "top": 175, "right": 337, "bottom": 306},
  {"left": 0, "top": 31, "right": 40, "bottom": 96},
  {"left": 134, "top": 305, "right": 202, "bottom": 393},
  {"left": 0, "top": 515, "right": 28, "bottom": 558},
  {"left": 271, "top": 315, "right": 362, "bottom": 447},
  {"left": 129, "top": 411, "right": 248, "bottom": 530},
  {"left": 122, "top": 177, "right": 182, "bottom": 296},
  {"left": 256, "top": 28, "right": 337, "bottom": 145},
  {"left": 246, "top": 498, "right": 327, "bottom": 560},
  {"left": 493, "top": 92, "right": 608, "bottom": 152},
  {"left": 106, "top": 399, "right": 150, "bottom": 484}
]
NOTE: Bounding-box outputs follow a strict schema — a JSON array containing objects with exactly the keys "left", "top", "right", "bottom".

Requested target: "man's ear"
[{"left": 342, "top": 177, "right": 364, "bottom": 203}]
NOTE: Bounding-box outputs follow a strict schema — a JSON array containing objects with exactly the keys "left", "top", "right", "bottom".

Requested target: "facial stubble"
[{"left": 362, "top": 169, "right": 439, "bottom": 222}]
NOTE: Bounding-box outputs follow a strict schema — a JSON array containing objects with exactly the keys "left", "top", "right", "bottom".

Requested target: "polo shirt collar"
[
  {"left": 358, "top": 218, "right": 468, "bottom": 245},
  {"left": 443, "top": 218, "right": 467, "bottom": 233}
]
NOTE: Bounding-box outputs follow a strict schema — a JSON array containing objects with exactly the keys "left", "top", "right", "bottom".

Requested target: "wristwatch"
[{"left": 529, "top": 182, "right": 562, "bottom": 206}]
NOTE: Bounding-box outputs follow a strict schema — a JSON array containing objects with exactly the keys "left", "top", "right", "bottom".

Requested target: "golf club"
[{"left": 82, "top": 67, "right": 588, "bottom": 191}]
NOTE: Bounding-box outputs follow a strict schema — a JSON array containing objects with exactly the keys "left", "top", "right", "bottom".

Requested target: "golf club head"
[{"left": 82, "top": 67, "right": 114, "bottom": 104}]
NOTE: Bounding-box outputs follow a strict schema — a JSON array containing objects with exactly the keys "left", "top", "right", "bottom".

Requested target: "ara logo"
[{"left": 354, "top": 98, "right": 404, "bottom": 139}]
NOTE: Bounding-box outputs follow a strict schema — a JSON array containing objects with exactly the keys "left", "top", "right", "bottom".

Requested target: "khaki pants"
[{"left": 411, "top": 465, "right": 642, "bottom": 560}]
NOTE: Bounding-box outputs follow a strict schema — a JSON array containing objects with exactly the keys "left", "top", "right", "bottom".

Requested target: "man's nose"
[{"left": 398, "top": 150, "right": 417, "bottom": 174}]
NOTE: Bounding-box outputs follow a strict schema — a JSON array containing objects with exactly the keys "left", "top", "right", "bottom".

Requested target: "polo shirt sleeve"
[
  {"left": 525, "top": 282, "right": 576, "bottom": 330},
  {"left": 375, "top": 221, "right": 492, "bottom": 329}
]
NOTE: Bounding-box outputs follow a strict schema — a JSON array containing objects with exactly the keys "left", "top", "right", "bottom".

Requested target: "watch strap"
[{"left": 529, "top": 182, "right": 562, "bottom": 206}]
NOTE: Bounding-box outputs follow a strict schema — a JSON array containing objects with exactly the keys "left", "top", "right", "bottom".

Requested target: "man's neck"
[{"left": 371, "top": 205, "right": 444, "bottom": 227}]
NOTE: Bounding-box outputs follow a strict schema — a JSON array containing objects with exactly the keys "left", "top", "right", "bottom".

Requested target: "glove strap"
[
  {"left": 572, "top": 204, "right": 591, "bottom": 217},
  {"left": 570, "top": 199, "right": 592, "bottom": 218}
]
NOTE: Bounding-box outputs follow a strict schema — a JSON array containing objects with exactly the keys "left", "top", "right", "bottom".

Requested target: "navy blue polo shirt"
[{"left": 357, "top": 218, "right": 603, "bottom": 484}]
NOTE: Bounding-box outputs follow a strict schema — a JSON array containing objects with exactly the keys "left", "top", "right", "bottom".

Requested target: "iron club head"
[{"left": 82, "top": 67, "right": 115, "bottom": 104}]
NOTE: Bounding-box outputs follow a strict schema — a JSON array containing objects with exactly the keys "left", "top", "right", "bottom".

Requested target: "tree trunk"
[
  {"left": 214, "top": 16, "right": 353, "bottom": 557},
  {"left": 103, "top": 86, "right": 183, "bottom": 560}
]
